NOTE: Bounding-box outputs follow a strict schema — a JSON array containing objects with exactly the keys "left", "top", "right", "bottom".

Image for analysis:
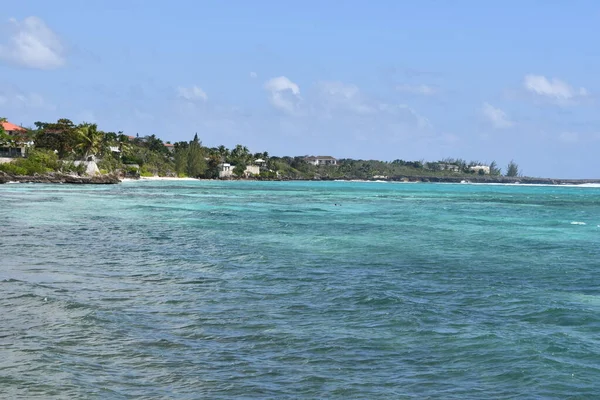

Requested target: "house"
[
  {"left": 218, "top": 163, "right": 261, "bottom": 178},
  {"left": 164, "top": 143, "right": 175, "bottom": 153},
  {"left": 437, "top": 163, "right": 461, "bottom": 172},
  {"left": 0, "top": 120, "right": 29, "bottom": 157},
  {"left": 245, "top": 165, "right": 260, "bottom": 176},
  {"left": 304, "top": 156, "right": 337, "bottom": 166},
  {"left": 219, "top": 163, "right": 234, "bottom": 178},
  {"left": 469, "top": 165, "right": 490, "bottom": 174}
]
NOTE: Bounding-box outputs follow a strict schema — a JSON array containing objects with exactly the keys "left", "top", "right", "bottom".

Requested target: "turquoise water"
[{"left": 1, "top": 180, "right": 600, "bottom": 399}]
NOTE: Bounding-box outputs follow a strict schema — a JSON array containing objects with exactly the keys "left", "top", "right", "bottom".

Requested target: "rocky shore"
[{"left": 0, "top": 172, "right": 121, "bottom": 184}]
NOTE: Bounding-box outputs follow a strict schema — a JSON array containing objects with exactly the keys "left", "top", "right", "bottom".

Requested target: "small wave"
[{"left": 570, "top": 221, "right": 586, "bottom": 225}]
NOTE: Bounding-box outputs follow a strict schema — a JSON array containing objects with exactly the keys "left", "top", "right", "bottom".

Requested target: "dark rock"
[{"left": 0, "top": 172, "right": 121, "bottom": 184}]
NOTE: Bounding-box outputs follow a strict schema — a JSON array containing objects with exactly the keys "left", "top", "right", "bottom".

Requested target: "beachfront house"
[
  {"left": 437, "top": 163, "right": 461, "bottom": 172},
  {"left": 0, "top": 120, "right": 29, "bottom": 157},
  {"left": 245, "top": 165, "right": 260, "bottom": 176},
  {"left": 219, "top": 163, "right": 234, "bottom": 178},
  {"left": 218, "top": 162, "right": 261, "bottom": 178},
  {"left": 304, "top": 156, "right": 337, "bottom": 166},
  {"left": 469, "top": 165, "right": 490, "bottom": 174}
]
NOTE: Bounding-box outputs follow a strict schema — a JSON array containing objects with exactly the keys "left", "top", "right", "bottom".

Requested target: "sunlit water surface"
[{"left": 1, "top": 180, "right": 599, "bottom": 399}]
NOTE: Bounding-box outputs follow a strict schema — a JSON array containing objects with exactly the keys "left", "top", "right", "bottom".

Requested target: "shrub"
[
  {"left": 0, "top": 162, "right": 28, "bottom": 175},
  {"left": 0, "top": 149, "right": 60, "bottom": 175}
]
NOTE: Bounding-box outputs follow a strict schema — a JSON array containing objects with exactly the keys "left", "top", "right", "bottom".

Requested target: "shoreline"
[{"left": 3, "top": 172, "right": 600, "bottom": 186}]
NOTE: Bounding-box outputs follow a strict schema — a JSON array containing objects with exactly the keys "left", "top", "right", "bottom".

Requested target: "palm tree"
[
  {"left": 217, "top": 145, "right": 229, "bottom": 162},
  {"left": 76, "top": 123, "right": 104, "bottom": 160}
]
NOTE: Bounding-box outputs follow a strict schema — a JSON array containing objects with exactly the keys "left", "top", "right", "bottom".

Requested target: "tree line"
[{"left": 1, "top": 117, "right": 522, "bottom": 178}]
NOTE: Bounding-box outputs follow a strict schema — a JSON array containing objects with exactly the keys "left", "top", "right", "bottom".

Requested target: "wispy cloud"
[
  {"left": 524, "top": 74, "right": 587, "bottom": 103},
  {"left": 177, "top": 85, "right": 208, "bottom": 102},
  {"left": 396, "top": 84, "right": 437, "bottom": 95},
  {"left": 317, "top": 81, "right": 375, "bottom": 115},
  {"left": 0, "top": 16, "right": 65, "bottom": 69},
  {"left": 249, "top": 71, "right": 257, "bottom": 79},
  {"left": 264, "top": 76, "right": 301, "bottom": 114},
  {"left": 482, "top": 102, "right": 513, "bottom": 128}
]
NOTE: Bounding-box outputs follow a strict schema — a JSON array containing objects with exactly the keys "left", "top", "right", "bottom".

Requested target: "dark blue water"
[{"left": 1, "top": 180, "right": 600, "bottom": 398}]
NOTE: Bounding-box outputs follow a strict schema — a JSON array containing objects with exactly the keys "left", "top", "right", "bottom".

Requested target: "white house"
[
  {"left": 469, "top": 165, "right": 490, "bottom": 174},
  {"left": 219, "top": 163, "right": 234, "bottom": 178},
  {"left": 219, "top": 163, "right": 261, "bottom": 178},
  {"left": 304, "top": 156, "right": 337, "bottom": 166}
]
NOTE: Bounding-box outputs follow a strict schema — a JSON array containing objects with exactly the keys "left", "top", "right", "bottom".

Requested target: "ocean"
[{"left": 1, "top": 180, "right": 599, "bottom": 399}]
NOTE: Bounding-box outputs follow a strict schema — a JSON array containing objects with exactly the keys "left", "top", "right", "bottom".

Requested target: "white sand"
[{"left": 121, "top": 176, "right": 199, "bottom": 182}]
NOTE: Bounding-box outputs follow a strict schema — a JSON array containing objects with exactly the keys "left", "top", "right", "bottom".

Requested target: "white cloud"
[
  {"left": 524, "top": 74, "right": 587, "bottom": 102},
  {"left": 0, "top": 16, "right": 65, "bottom": 69},
  {"left": 249, "top": 71, "right": 257, "bottom": 79},
  {"left": 559, "top": 132, "right": 579, "bottom": 143},
  {"left": 482, "top": 102, "right": 513, "bottom": 128},
  {"left": 177, "top": 85, "right": 208, "bottom": 102},
  {"left": 396, "top": 84, "right": 437, "bottom": 95},
  {"left": 264, "top": 76, "right": 301, "bottom": 114}
]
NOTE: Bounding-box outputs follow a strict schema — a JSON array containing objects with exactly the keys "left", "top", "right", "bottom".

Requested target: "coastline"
[{"left": 3, "top": 172, "right": 600, "bottom": 186}]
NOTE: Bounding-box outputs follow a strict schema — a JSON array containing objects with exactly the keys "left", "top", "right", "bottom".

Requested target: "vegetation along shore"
[{"left": 1, "top": 117, "right": 598, "bottom": 185}]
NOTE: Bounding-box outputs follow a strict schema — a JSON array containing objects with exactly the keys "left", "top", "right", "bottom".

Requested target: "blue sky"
[{"left": 1, "top": 0, "right": 599, "bottom": 178}]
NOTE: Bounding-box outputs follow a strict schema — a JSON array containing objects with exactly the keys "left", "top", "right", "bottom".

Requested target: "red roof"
[
  {"left": 1, "top": 121, "right": 26, "bottom": 132},
  {"left": 164, "top": 143, "right": 174, "bottom": 147}
]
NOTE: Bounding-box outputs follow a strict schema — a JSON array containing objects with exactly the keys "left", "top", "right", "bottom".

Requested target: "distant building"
[
  {"left": 304, "top": 156, "right": 337, "bottom": 166},
  {"left": 469, "top": 165, "right": 490, "bottom": 174},
  {"left": 219, "top": 163, "right": 261, "bottom": 178},
  {"left": 219, "top": 163, "right": 234, "bottom": 178},
  {"left": 0, "top": 120, "right": 29, "bottom": 157},
  {"left": 245, "top": 165, "right": 260, "bottom": 176},
  {"left": 164, "top": 143, "right": 174, "bottom": 153},
  {"left": 437, "top": 163, "right": 460, "bottom": 172}
]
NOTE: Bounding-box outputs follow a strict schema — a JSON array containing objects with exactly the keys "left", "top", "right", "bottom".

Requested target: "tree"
[
  {"left": 34, "top": 119, "right": 79, "bottom": 158},
  {"left": 489, "top": 160, "right": 501, "bottom": 176},
  {"left": 233, "top": 162, "right": 247, "bottom": 177},
  {"left": 0, "top": 117, "right": 10, "bottom": 146},
  {"left": 76, "top": 123, "right": 105, "bottom": 159},
  {"left": 186, "top": 133, "right": 206, "bottom": 177},
  {"left": 217, "top": 145, "right": 229, "bottom": 161},
  {"left": 506, "top": 160, "right": 520, "bottom": 177},
  {"left": 174, "top": 145, "right": 189, "bottom": 176},
  {"left": 230, "top": 144, "right": 250, "bottom": 164}
]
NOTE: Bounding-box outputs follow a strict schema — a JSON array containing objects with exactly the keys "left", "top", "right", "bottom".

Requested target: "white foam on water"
[{"left": 570, "top": 221, "right": 586, "bottom": 225}]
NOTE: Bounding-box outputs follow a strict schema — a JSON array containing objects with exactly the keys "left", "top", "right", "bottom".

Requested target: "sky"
[{"left": 1, "top": 0, "right": 599, "bottom": 178}]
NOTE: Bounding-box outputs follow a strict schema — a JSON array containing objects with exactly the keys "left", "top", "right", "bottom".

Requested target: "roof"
[
  {"left": 164, "top": 143, "right": 174, "bottom": 147},
  {"left": 305, "top": 155, "right": 336, "bottom": 160},
  {"left": 1, "top": 121, "right": 26, "bottom": 132}
]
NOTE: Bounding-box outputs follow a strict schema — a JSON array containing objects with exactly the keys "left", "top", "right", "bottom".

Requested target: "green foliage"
[
  {"left": 96, "top": 152, "right": 122, "bottom": 173},
  {"left": 489, "top": 160, "right": 501, "bottom": 176},
  {"left": 76, "top": 123, "right": 104, "bottom": 159},
  {"left": 233, "top": 163, "right": 247, "bottom": 177},
  {"left": 506, "top": 160, "right": 520, "bottom": 177},
  {"left": 0, "top": 162, "right": 27, "bottom": 175},
  {"left": 34, "top": 119, "right": 79, "bottom": 158},
  {"left": 186, "top": 134, "right": 206, "bottom": 178},
  {"left": 0, "top": 149, "right": 60, "bottom": 175}
]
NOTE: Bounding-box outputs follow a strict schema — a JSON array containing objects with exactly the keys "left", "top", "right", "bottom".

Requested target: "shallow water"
[{"left": 1, "top": 180, "right": 600, "bottom": 399}]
